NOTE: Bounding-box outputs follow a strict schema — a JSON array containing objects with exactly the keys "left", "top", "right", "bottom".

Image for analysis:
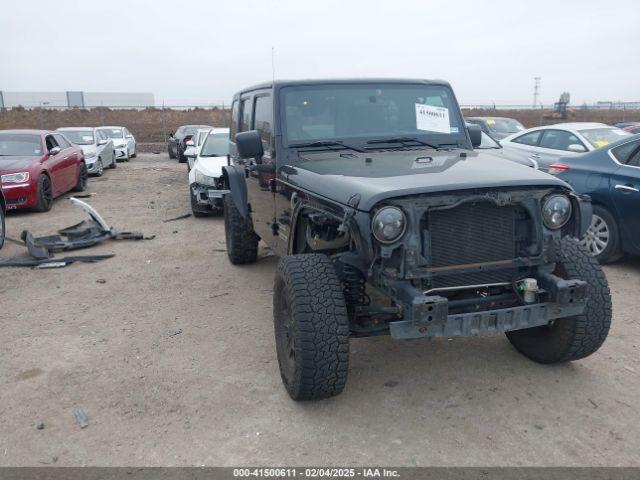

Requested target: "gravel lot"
[{"left": 1, "top": 153, "right": 639, "bottom": 467}]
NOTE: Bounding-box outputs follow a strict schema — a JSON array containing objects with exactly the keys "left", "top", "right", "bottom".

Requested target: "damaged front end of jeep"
[{"left": 319, "top": 187, "right": 593, "bottom": 340}]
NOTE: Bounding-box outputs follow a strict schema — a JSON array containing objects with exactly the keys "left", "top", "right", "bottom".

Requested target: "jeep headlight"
[
  {"left": 372, "top": 206, "right": 406, "bottom": 243},
  {"left": 195, "top": 170, "right": 217, "bottom": 187},
  {"left": 542, "top": 194, "right": 572, "bottom": 229}
]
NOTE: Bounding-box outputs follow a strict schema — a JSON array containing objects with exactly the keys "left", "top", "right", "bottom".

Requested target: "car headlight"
[
  {"left": 1, "top": 172, "right": 30, "bottom": 183},
  {"left": 85, "top": 151, "right": 97, "bottom": 159},
  {"left": 195, "top": 170, "right": 217, "bottom": 187},
  {"left": 372, "top": 206, "right": 406, "bottom": 243},
  {"left": 542, "top": 194, "right": 572, "bottom": 229}
]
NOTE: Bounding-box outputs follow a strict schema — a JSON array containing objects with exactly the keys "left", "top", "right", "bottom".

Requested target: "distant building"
[{"left": 0, "top": 91, "right": 155, "bottom": 108}]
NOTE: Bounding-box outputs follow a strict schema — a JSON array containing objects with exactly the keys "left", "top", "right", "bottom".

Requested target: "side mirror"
[
  {"left": 467, "top": 124, "right": 482, "bottom": 148},
  {"left": 186, "top": 140, "right": 195, "bottom": 147},
  {"left": 97, "top": 139, "right": 107, "bottom": 146},
  {"left": 49, "top": 146, "right": 61, "bottom": 156},
  {"left": 568, "top": 144, "right": 586, "bottom": 153},
  {"left": 236, "top": 130, "right": 264, "bottom": 160}
]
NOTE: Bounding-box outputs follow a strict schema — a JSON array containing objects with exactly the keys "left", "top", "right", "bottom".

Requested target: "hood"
[
  {"left": 194, "top": 156, "right": 227, "bottom": 177},
  {"left": 283, "top": 149, "right": 569, "bottom": 211},
  {"left": 0, "top": 156, "right": 40, "bottom": 172},
  {"left": 112, "top": 139, "right": 127, "bottom": 147}
]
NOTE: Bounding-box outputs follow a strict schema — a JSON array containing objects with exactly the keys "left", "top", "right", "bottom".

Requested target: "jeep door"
[{"left": 236, "top": 93, "right": 277, "bottom": 241}]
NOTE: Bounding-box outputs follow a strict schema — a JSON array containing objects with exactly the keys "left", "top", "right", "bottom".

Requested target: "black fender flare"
[{"left": 222, "top": 165, "right": 249, "bottom": 218}]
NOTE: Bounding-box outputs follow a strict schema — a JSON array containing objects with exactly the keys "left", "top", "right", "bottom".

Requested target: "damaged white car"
[{"left": 188, "top": 128, "right": 230, "bottom": 216}]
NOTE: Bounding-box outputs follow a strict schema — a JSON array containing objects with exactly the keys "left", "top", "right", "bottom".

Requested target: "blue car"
[{"left": 550, "top": 134, "right": 640, "bottom": 263}]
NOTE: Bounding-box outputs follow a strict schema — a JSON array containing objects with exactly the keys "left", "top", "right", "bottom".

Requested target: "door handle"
[{"left": 615, "top": 184, "right": 639, "bottom": 193}]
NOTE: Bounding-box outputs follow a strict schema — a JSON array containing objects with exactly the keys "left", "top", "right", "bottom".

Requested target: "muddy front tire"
[
  {"left": 506, "top": 237, "right": 612, "bottom": 363},
  {"left": 223, "top": 194, "right": 258, "bottom": 264},
  {"left": 274, "top": 254, "right": 350, "bottom": 401}
]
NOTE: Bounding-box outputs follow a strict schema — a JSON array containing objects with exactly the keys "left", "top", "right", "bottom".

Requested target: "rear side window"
[
  {"left": 240, "top": 97, "right": 252, "bottom": 132},
  {"left": 539, "top": 129, "right": 584, "bottom": 151},
  {"left": 254, "top": 95, "right": 273, "bottom": 151},
  {"left": 230, "top": 101, "right": 239, "bottom": 138},
  {"left": 611, "top": 140, "right": 640, "bottom": 165},
  {"left": 512, "top": 130, "right": 542, "bottom": 146}
]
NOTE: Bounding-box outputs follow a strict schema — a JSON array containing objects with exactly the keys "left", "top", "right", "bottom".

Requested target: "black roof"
[{"left": 233, "top": 78, "right": 452, "bottom": 98}]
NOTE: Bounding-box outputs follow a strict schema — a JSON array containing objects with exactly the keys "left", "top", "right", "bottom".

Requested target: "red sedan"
[{"left": 0, "top": 130, "right": 87, "bottom": 212}]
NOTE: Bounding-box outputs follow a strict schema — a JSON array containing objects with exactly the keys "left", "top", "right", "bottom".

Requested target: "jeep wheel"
[
  {"left": 506, "top": 237, "right": 612, "bottom": 364},
  {"left": 274, "top": 254, "right": 350, "bottom": 400},
  {"left": 580, "top": 205, "right": 622, "bottom": 264},
  {"left": 223, "top": 194, "right": 259, "bottom": 264}
]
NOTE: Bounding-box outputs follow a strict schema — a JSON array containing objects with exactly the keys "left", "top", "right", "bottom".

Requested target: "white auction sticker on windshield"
[{"left": 415, "top": 104, "right": 451, "bottom": 133}]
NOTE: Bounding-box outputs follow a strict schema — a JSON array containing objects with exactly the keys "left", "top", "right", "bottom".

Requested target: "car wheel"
[
  {"left": 131, "top": 146, "right": 136, "bottom": 158},
  {"left": 274, "top": 254, "right": 350, "bottom": 400},
  {"left": 124, "top": 149, "right": 130, "bottom": 162},
  {"left": 580, "top": 205, "right": 623, "bottom": 264},
  {"left": 506, "top": 237, "right": 612, "bottom": 364},
  {"left": 72, "top": 163, "right": 88, "bottom": 192},
  {"left": 110, "top": 153, "right": 117, "bottom": 168},
  {"left": 223, "top": 193, "right": 259, "bottom": 264},
  {"left": 168, "top": 144, "right": 176, "bottom": 159},
  {"left": 95, "top": 159, "right": 104, "bottom": 177},
  {"left": 34, "top": 174, "right": 53, "bottom": 212},
  {"left": 190, "top": 187, "right": 207, "bottom": 217}
]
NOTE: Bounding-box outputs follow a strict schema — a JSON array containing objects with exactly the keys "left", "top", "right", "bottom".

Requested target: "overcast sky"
[{"left": 1, "top": 0, "right": 638, "bottom": 106}]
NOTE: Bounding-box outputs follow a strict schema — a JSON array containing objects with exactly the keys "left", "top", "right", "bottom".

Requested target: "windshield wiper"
[
  {"left": 365, "top": 137, "right": 452, "bottom": 150},
  {"left": 288, "top": 140, "right": 364, "bottom": 152}
]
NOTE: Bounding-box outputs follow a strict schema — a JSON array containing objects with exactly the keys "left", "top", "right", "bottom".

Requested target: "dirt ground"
[{"left": 1, "top": 153, "right": 639, "bottom": 467}]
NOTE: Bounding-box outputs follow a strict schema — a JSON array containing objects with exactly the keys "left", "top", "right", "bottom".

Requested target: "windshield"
[
  {"left": 0, "top": 133, "right": 43, "bottom": 156},
  {"left": 200, "top": 133, "right": 229, "bottom": 157},
  {"left": 578, "top": 128, "right": 631, "bottom": 148},
  {"left": 282, "top": 84, "right": 465, "bottom": 147},
  {"left": 99, "top": 128, "right": 124, "bottom": 139},
  {"left": 60, "top": 130, "right": 95, "bottom": 145},
  {"left": 485, "top": 118, "right": 525, "bottom": 134}
]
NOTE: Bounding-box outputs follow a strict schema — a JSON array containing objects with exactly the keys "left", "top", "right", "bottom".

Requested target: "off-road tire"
[
  {"left": 223, "top": 194, "right": 258, "bottom": 264},
  {"left": 72, "top": 163, "right": 88, "bottom": 192},
  {"left": 34, "top": 174, "right": 53, "bottom": 212},
  {"left": 190, "top": 187, "right": 207, "bottom": 217},
  {"left": 273, "top": 254, "right": 350, "bottom": 400},
  {"left": 506, "top": 237, "right": 612, "bottom": 363}
]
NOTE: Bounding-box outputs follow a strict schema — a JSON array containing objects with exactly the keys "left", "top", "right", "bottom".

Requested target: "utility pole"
[{"left": 533, "top": 77, "right": 541, "bottom": 108}]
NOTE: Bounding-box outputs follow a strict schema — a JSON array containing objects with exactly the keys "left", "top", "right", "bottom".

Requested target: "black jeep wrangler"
[{"left": 222, "top": 79, "right": 611, "bottom": 400}]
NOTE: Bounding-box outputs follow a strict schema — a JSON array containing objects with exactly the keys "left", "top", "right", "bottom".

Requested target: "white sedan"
[
  {"left": 500, "top": 122, "right": 631, "bottom": 171},
  {"left": 97, "top": 126, "right": 137, "bottom": 162},
  {"left": 188, "top": 128, "right": 230, "bottom": 216}
]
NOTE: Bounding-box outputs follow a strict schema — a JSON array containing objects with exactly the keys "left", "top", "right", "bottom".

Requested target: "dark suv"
[
  {"left": 222, "top": 79, "right": 611, "bottom": 401},
  {"left": 168, "top": 125, "right": 213, "bottom": 162}
]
